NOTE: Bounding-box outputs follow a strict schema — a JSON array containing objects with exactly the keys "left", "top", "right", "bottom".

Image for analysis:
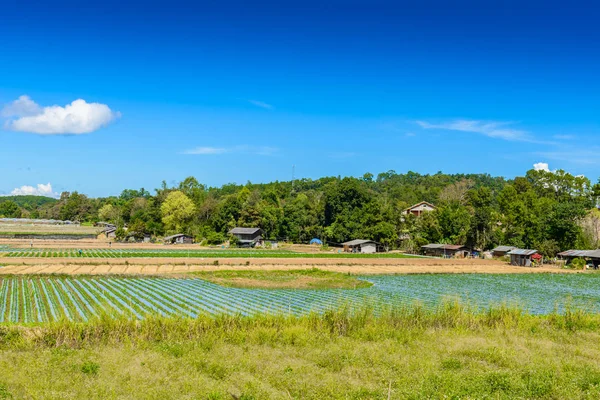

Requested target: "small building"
[
  {"left": 507, "top": 249, "right": 540, "bottom": 267},
  {"left": 558, "top": 249, "right": 600, "bottom": 269},
  {"left": 97, "top": 226, "right": 117, "bottom": 240},
  {"left": 491, "top": 245, "right": 517, "bottom": 258},
  {"left": 163, "top": 234, "right": 194, "bottom": 245},
  {"left": 342, "top": 239, "right": 382, "bottom": 254},
  {"left": 421, "top": 244, "right": 470, "bottom": 258},
  {"left": 404, "top": 201, "right": 436, "bottom": 217},
  {"left": 228, "top": 227, "right": 263, "bottom": 247}
]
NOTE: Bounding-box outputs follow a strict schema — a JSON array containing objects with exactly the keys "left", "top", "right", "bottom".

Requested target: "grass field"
[
  {"left": 0, "top": 223, "right": 99, "bottom": 235},
  {"left": 192, "top": 268, "right": 373, "bottom": 289},
  {"left": 0, "top": 247, "right": 420, "bottom": 259},
  {"left": 1, "top": 306, "right": 600, "bottom": 398}
]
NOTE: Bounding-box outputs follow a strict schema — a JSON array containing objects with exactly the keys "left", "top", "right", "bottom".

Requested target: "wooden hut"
[
  {"left": 228, "top": 227, "right": 263, "bottom": 247},
  {"left": 342, "top": 239, "right": 382, "bottom": 254},
  {"left": 507, "top": 249, "right": 539, "bottom": 266},
  {"left": 421, "top": 244, "right": 470, "bottom": 258},
  {"left": 163, "top": 234, "right": 193, "bottom": 245},
  {"left": 491, "top": 245, "right": 517, "bottom": 258}
]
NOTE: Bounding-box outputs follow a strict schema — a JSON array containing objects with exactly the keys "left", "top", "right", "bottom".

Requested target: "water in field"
[{"left": 0, "top": 274, "right": 599, "bottom": 322}]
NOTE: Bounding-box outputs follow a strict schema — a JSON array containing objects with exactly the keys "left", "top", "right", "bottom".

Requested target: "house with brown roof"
[{"left": 404, "top": 201, "right": 436, "bottom": 217}]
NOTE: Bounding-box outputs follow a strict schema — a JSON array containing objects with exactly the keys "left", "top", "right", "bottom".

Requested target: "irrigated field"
[
  {"left": 1, "top": 273, "right": 599, "bottom": 323},
  {"left": 0, "top": 247, "right": 419, "bottom": 258}
]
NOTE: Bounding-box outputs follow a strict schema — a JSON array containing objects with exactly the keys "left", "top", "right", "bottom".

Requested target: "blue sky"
[{"left": 1, "top": 0, "right": 599, "bottom": 197}]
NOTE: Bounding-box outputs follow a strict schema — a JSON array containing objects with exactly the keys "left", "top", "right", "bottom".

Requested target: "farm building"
[
  {"left": 421, "top": 244, "right": 470, "bottom": 258},
  {"left": 163, "top": 234, "right": 193, "bottom": 245},
  {"left": 558, "top": 250, "right": 600, "bottom": 269},
  {"left": 342, "top": 239, "right": 382, "bottom": 254},
  {"left": 491, "top": 245, "right": 517, "bottom": 258},
  {"left": 507, "top": 249, "right": 540, "bottom": 267},
  {"left": 228, "top": 227, "right": 263, "bottom": 247},
  {"left": 97, "top": 226, "right": 116, "bottom": 240},
  {"left": 403, "top": 201, "right": 436, "bottom": 217}
]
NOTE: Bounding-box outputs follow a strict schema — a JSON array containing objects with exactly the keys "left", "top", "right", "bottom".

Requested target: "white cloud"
[
  {"left": 533, "top": 162, "right": 551, "bottom": 172},
  {"left": 416, "top": 119, "right": 531, "bottom": 142},
  {"left": 6, "top": 183, "right": 58, "bottom": 198},
  {"left": 2, "top": 96, "right": 119, "bottom": 134},
  {"left": 248, "top": 100, "right": 274, "bottom": 110},
  {"left": 183, "top": 145, "right": 277, "bottom": 156},
  {"left": 1, "top": 95, "right": 41, "bottom": 117}
]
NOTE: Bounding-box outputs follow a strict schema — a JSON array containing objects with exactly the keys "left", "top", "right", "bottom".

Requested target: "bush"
[{"left": 570, "top": 258, "right": 586, "bottom": 270}]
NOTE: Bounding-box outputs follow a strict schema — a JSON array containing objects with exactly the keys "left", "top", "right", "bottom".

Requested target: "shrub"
[{"left": 570, "top": 258, "right": 586, "bottom": 270}]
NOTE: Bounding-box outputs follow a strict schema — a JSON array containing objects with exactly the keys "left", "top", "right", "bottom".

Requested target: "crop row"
[
  {"left": 0, "top": 276, "right": 386, "bottom": 323},
  {"left": 0, "top": 248, "right": 415, "bottom": 259}
]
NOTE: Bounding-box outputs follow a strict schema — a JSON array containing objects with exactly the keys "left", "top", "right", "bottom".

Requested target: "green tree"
[
  {"left": 161, "top": 191, "right": 196, "bottom": 233},
  {"left": 0, "top": 201, "right": 22, "bottom": 218}
]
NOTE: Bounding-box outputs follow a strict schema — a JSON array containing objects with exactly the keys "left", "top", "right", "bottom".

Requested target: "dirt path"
[{"left": 0, "top": 257, "right": 576, "bottom": 275}]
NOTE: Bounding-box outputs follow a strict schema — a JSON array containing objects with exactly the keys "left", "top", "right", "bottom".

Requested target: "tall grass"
[{"left": 0, "top": 301, "right": 598, "bottom": 349}]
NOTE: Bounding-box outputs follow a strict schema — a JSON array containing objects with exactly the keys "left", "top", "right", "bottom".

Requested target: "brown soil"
[{"left": 0, "top": 256, "right": 578, "bottom": 275}]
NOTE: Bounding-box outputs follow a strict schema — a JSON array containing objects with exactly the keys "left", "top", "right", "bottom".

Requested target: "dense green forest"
[{"left": 1, "top": 169, "right": 599, "bottom": 255}]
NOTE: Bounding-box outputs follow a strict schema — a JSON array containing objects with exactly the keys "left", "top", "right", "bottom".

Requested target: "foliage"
[
  {"left": 160, "top": 191, "right": 196, "bottom": 233},
  {"left": 4, "top": 168, "right": 597, "bottom": 251}
]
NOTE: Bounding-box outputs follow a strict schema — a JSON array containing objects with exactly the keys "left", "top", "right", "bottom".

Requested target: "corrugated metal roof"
[
  {"left": 229, "top": 227, "right": 262, "bottom": 235},
  {"left": 343, "top": 239, "right": 378, "bottom": 246},
  {"left": 492, "top": 245, "right": 517, "bottom": 252},
  {"left": 421, "top": 244, "right": 467, "bottom": 250},
  {"left": 507, "top": 249, "right": 538, "bottom": 256},
  {"left": 163, "top": 234, "right": 190, "bottom": 240},
  {"left": 558, "top": 249, "right": 600, "bottom": 258}
]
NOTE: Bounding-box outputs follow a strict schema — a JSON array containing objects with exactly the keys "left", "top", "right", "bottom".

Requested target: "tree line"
[{"left": 1, "top": 169, "right": 599, "bottom": 255}]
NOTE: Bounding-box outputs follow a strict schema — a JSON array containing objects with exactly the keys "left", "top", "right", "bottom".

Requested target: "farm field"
[
  {"left": 0, "top": 223, "right": 98, "bottom": 236},
  {"left": 0, "top": 247, "right": 419, "bottom": 259},
  {"left": 1, "top": 273, "right": 600, "bottom": 323}
]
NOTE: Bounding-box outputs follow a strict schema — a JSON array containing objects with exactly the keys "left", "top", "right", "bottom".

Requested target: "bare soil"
[{"left": 0, "top": 256, "right": 577, "bottom": 275}]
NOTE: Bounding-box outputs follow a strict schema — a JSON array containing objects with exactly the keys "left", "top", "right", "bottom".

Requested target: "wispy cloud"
[
  {"left": 553, "top": 134, "right": 575, "bottom": 140},
  {"left": 2, "top": 95, "right": 120, "bottom": 135},
  {"left": 248, "top": 100, "right": 274, "bottom": 110},
  {"left": 415, "top": 119, "right": 531, "bottom": 142},
  {"left": 536, "top": 148, "right": 600, "bottom": 165},
  {"left": 2, "top": 183, "right": 59, "bottom": 198},
  {"left": 183, "top": 145, "right": 278, "bottom": 156}
]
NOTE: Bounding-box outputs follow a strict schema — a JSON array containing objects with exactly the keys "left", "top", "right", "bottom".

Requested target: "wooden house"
[
  {"left": 404, "top": 201, "right": 436, "bottom": 217},
  {"left": 507, "top": 249, "right": 540, "bottom": 266},
  {"left": 491, "top": 245, "right": 517, "bottom": 258},
  {"left": 421, "top": 244, "right": 470, "bottom": 258},
  {"left": 558, "top": 249, "right": 600, "bottom": 269},
  {"left": 228, "top": 227, "right": 263, "bottom": 247},
  {"left": 342, "top": 239, "right": 382, "bottom": 254},
  {"left": 163, "top": 234, "right": 193, "bottom": 245}
]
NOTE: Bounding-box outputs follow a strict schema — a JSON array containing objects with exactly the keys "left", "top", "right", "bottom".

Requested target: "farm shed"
[
  {"left": 228, "top": 227, "right": 263, "bottom": 247},
  {"left": 421, "top": 244, "right": 470, "bottom": 258},
  {"left": 507, "top": 249, "right": 540, "bottom": 267},
  {"left": 558, "top": 250, "right": 600, "bottom": 269},
  {"left": 403, "top": 201, "right": 436, "bottom": 217},
  {"left": 163, "top": 234, "right": 193, "bottom": 245},
  {"left": 342, "top": 239, "right": 382, "bottom": 254},
  {"left": 97, "top": 226, "right": 116, "bottom": 240},
  {"left": 491, "top": 245, "right": 517, "bottom": 258}
]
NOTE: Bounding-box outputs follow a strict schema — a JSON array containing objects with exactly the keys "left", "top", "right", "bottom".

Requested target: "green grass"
[
  {"left": 1, "top": 304, "right": 600, "bottom": 398},
  {"left": 192, "top": 268, "right": 373, "bottom": 289}
]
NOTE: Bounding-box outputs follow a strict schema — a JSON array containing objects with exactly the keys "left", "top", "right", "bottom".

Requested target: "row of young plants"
[
  {"left": 0, "top": 276, "right": 381, "bottom": 323},
  {"left": 0, "top": 248, "right": 417, "bottom": 258}
]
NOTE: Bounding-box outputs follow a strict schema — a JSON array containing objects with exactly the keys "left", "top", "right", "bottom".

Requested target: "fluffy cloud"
[
  {"left": 2, "top": 96, "right": 119, "bottom": 134},
  {"left": 8, "top": 183, "right": 58, "bottom": 198},
  {"left": 533, "top": 162, "right": 551, "bottom": 172},
  {"left": 183, "top": 145, "right": 277, "bottom": 156},
  {"left": 416, "top": 119, "right": 529, "bottom": 142}
]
